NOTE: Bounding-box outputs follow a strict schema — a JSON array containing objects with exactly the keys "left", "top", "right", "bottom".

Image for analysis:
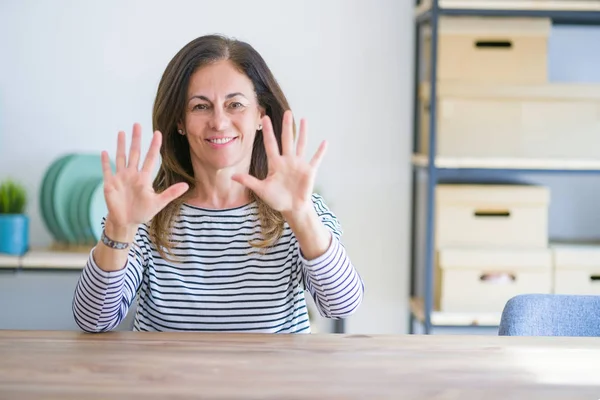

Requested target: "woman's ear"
[{"left": 256, "top": 106, "right": 266, "bottom": 131}]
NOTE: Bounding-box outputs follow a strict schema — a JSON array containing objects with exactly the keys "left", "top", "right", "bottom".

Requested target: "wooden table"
[{"left": 1, "top": 331, "right": 600, "bottom": 399}]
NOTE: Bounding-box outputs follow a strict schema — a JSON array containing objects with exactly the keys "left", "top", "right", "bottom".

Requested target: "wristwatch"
[{"left": 100, "top": 229, "right": 130, "bottom": 250}]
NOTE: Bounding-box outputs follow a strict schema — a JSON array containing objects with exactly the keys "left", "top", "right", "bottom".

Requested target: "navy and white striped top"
[{"left": 72, "top": 194, "right": 364, "bottom": 333}]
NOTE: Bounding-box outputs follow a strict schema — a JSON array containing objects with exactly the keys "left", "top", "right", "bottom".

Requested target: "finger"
[
  {"left": 309, "top": 140, "right": 328, "bottom": 169},
  {"left": 141, "top": 131, "right": 162, "bottom": 177},
  {"left": 261, "top": 116, "right": 280, "bottom": 161},
  {"left": 128, "top": 123, "right": 142, "bottom": 170},
  {"left": 231, "top": 173, "right": 263, "bottom": 196},
  {"left": 281, "top": 110, "right": 294, "bottom": 156},
  {"left": 296, "top": 118, "right": 307, "bottom": 158},
  {"left": 157, "top": 182, "right": 189, "bottom": 208},
  {"left": 101, "top": 151, "right": 114, "bottom": 183},
  {"left": 116, "top": 131, "right": 126, "bottom": 172}
]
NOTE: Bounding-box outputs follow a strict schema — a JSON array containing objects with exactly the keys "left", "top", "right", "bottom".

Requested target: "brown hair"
[{"left": 150, "top": 34, "right": 291, "bottom": 260}]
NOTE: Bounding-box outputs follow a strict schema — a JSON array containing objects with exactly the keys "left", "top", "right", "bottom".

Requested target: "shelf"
[
  {"left": 410, "top": 0, "right": 600, "bottom": 335},
  {"left": 410, "top": 297, "right": 501, "bottom": 327},
  {"left": 418, "top": 0, "right": 600, "bottom": 12},
  {"left": 0, "top": 248, "right": 90, "bottom": 270},
  {"left": 416, "top": 0, "right": 600, "bottom": 24},
  {"left": 412, "top": 154, "right": 600, "bottom": 174},
  {"left": 0, "top": 254, "right": 20, "bottom": 269},
  {"left": 21, "top": 250, "right": 90, "bottom": 270}
]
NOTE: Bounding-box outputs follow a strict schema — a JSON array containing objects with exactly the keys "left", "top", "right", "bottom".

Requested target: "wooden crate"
[
  {"left": 423, "top": 16, "right": 551, "bottom": 84},
  {"left": 436, "top": 184, "right": 550, "bottom": 249},
  {"left": 552, "top": 243, "right": 600, "bottom": 295},
  {"left": 436, "top": 247, "right": 553, "bottom": 313},
  {"left": 419, "top": 82, "right": 600, "bottom": 159}
]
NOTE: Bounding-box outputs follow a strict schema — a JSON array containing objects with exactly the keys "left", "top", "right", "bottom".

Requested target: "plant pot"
[{"left": 0, "top": 214, "right": 29, "bottom": 255}]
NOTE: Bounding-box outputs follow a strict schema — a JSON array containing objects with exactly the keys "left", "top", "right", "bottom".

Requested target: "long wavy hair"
[{"left": 150, "top": 34, "right": 291, "bottom": 260}]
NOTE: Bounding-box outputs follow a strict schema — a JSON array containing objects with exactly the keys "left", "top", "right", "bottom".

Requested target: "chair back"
[{"left": 499, "top": 294, "right": 600, "bottom": 336}]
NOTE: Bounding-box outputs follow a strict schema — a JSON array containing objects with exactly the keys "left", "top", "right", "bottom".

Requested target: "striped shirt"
[{"left": 72, "top": 194, "right": 364, "bottom": 333}]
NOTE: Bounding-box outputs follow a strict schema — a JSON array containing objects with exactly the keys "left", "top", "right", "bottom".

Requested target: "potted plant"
[{"left": 0, "top": 179, "right": 28, "bottom": 255}]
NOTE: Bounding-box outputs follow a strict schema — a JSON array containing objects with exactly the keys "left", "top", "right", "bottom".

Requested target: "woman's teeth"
[{"left": 209, "top": 137, "right": 235, "bottom": 144}]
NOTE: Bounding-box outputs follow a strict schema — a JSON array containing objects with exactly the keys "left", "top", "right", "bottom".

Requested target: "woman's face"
[{"left": 181, "top": 60, "right": 264, "bottom": 174}]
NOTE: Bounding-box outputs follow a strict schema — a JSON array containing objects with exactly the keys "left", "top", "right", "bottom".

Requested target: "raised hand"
[
  {"left": 101, "top": 123, "right": 189, "bottom": 231},
  {"left": 231, "top": 110, "right": 327, "bottom": 218}
]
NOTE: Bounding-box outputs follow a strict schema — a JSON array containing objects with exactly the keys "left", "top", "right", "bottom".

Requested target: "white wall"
[{"left": 0, "top": 0, "right": 414, "bottom": 334}]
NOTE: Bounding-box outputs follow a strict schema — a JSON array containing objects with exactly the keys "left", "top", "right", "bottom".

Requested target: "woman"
[{"left": 72, "top": 34, "right": 364, "bottom": 333}]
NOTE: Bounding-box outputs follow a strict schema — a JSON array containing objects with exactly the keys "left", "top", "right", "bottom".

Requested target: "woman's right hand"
[{"left": 101, "top": 123, "right": 189, "bottom": 239}]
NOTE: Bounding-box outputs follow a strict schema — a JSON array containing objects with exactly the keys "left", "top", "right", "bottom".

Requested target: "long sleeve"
[
  {"left": 299, "top": 194, "right": 364, "bottom": 319},
  {"left": 72, "top": 222, "right": 149, "bottom": 333}
]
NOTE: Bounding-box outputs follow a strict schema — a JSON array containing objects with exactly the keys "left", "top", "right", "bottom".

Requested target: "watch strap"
[{"left": 100, "top": 229, "right": 130, "bottom": 250}]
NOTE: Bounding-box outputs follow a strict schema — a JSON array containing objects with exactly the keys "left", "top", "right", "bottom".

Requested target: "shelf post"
[
  {"left": 423, "top": 0, "right": 439, "bottom": 335},
  {"left": 409, "top": 0, "right": 425, "bottom": 334}
]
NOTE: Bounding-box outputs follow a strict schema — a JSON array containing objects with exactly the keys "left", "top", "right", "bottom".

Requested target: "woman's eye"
[
  {"left": 229, "top": 102, "right": 244, "bottom": 109},
  {"left": 193, "top": 104, "right": 209, "bottom": 111}
]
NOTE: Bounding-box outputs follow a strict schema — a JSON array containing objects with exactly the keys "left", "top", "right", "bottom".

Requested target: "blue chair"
[{"left": 498, "top": 294, "right": 600, "bottom": 336}]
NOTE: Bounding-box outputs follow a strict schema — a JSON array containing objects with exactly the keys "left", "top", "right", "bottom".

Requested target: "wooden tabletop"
[{"left": 1, "top": 331, "right": 600, "bottom": 399}]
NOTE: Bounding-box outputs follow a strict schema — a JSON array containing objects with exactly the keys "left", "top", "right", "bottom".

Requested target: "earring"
[
  {"left": 257, "top": 124, "right": 262, "bottom": 130},
  {"left": 178, "top": 129, "right": 185, "bottom": 135}
]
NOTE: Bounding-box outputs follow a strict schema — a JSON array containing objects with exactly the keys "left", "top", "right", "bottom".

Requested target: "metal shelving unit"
[{"left": 409, "top": 0, "right": 600, "bottom": 334}]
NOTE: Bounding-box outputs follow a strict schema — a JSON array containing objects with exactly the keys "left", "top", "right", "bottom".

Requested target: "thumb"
[
  {"left": 231, "top": 173, "right": 263, "bottom": 196},
  {"left": 157, "top": 182, "right": 189, "bottom": 208}
]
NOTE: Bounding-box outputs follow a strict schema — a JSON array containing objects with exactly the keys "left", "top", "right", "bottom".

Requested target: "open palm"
[
  {"left": 102, "top": 123, "right": 189, "bottom": 229},
  {"left": 232, "top": 110, "right": 327, "bottom": 216}
]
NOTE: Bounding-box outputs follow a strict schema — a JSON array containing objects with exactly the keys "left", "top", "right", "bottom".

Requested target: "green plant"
[{"left": 0, "top": 179, "right": 27, "bottom": 214}]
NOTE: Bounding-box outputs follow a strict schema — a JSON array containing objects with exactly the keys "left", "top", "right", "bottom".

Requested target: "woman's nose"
[{"left": 210, "top": 107, "right": 230, "bottom": 131}]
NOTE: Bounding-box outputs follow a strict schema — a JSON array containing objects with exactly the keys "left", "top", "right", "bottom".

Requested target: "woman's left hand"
[{"left": 232, "top": 110, "right": 327, "bottom": 219}]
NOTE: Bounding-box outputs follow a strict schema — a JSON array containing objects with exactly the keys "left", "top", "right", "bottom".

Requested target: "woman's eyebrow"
[{"left": 188, "top": 92, "right": 247, "bottom": 102}]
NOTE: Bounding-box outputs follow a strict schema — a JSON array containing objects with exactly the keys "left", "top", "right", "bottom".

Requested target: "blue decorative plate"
[
  {"left": 80, "top": 177, "right": 104, "bottom": 244},
  {"left": 52, "top": 154, "right": 104, "bottom": 244},
  {"left": 88, "top": 179, "right": 108, "bottom": 242},
  {"left": 40, "top": 154, "right": 75, "bottom": 243}
]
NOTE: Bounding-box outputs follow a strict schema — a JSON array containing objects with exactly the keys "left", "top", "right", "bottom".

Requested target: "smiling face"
[{"left": 180, "top": 59, "right": 264, "bottom": 174}]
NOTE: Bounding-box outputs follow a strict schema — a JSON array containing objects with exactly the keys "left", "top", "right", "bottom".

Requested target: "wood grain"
[{"left": 1, "top": 330, "right": 600, "bottom": 399}]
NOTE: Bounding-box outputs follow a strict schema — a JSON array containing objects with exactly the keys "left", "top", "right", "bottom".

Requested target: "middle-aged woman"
[{"left": 72, "top": 34, "right": 364, "bottom": 333}]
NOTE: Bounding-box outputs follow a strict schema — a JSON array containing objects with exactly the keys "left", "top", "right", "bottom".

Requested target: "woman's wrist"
[
  {"left": 104, "top": 217, "right": 138, "bottom": 244},
  {"left": 284, "top": 206, "right": 331, "bottom": 261}
]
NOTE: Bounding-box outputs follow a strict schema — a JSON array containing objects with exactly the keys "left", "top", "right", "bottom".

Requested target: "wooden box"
[
  {"left": 436, "top": 184, "right": 549, "bottom": 249},
  {"left": 419, "top": 82, "right": 600, "bottom": 159},
  {"left": 423, "top": 16, "right": 551, "bottom": 84},
  {"left": 552, "top": 243, "right": 600, "bottom": 295},
  {"left": 436, "top": 248, "right": 553, "bottom": 313}
]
